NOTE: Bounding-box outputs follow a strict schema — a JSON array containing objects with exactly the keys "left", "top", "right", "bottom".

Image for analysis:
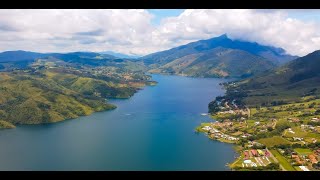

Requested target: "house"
[
  {"left": 288, "top": 128, "right": 295, "bottom": 134},
  {"left": 265, "top": 150, "right": 270, "bottom": 157},
  {"left": 292, "top": 155, "right": 304, "bottom": 165},
  {"left": 299, "top": 166, "right": 310, "bottom": 171},
  {"left": 260, "top": 129, "right": 268, "bottom": 133},
  {"left": 257, "top": 149, "right": 264, "bottom": 156},
  {"left": 292, "top": 137, "right": 303, "bottom": 141},
  {"left": 308, "top": 154, "right": 318, "bottom": 164},
  {"left": 251, "top": 149, "right": 258, "bottom": 157},
  {"left": 241, "top": 135, "right": 248, "bottom": 138},
  {"left": 202, "top": 126, "right": 212, "bottom": 131},
  {"left": 292, "top": 118, "right": 300, "bottom": 123},
  {"left": 244, "top": 151, "right": 249, "bottom": 159}
]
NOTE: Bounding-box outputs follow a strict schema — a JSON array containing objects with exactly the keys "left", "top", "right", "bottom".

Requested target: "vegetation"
[
  {"left": 0, "top": 120, "right": 15, "bottom": 129},
  {"left": 141, "top": 34, "right": 296, "bottom": 78},
  {"left": 294, "top": 148, "right": 313, "bottom": 155},
  {"left": 0, "top": 62, "right": 155, "bottom": 127},
  {"left": 199, "top": 50, "right": 320, "bottom": 171},
  {"left": 269, "top": 150, "right": 295, "bottom": 171},
  {"left": 257, "top": 136, "right": 291, "bottom": 148},
  {"left": 212, "top": 50, "right": 320, "bottom": 108}
]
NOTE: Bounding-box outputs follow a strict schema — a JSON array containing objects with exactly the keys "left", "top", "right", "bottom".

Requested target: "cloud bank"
[{"left": 0, "top": 9, "right": 319, "bottom": 56}]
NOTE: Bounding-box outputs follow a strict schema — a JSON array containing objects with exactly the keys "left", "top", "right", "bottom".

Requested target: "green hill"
[
  {"left": 0, "top": 67, "right": 154, "bottom": 128},
  {"left": 0, "top": 70, "right": 116, "bottom": 126},
  {"left": 214, "top": 50, "right": 320, "bottom": 108}
]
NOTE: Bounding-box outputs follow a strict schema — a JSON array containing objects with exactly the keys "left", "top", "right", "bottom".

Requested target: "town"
[{"left": 197, "top": 96, "right": 320, "bottom": 171}]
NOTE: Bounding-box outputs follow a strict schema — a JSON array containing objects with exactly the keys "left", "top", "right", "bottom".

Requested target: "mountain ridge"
[{"left": 139, "top": 34, "right": 297, "bottom": 78}]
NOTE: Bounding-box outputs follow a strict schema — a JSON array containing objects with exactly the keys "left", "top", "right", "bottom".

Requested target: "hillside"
[
  {"left": 149, "top": 47, "right": 275, "bottom": 78},
  {"left": 140, "top": 34, "right": 297, "bottom": 78},
  {"left": 0, "top": 65, "right": 155, "bottom": 128},
  {"left": 210, "top": 50, "right": 320, "bottom": 110},
  {"left": 0, "top": 70, "right": 114, "bottom": 126}
]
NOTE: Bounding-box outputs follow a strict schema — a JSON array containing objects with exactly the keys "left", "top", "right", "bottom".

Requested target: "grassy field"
[
  {"left": 270, "top": 149, "right": 296, "bottom": 171},
  {"left": 294, "top": 166, "right": 303, "bottom": 171},
  {"left": 258, "top": 136, "right": 291, "bottom": 147},
  {"left": 294, "top": 148, "right": 313, "bottom": 155}
]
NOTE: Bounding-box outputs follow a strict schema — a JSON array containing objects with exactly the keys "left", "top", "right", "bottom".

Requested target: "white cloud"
[
  {"left": 155, "top": 9, "right": 320, "bottom": 56},
  {"left": 0, "top": 9, "right": 157, "bottom": 55},
  {"left": 0, "top": 9, "right": 319, "bottom": 56}
]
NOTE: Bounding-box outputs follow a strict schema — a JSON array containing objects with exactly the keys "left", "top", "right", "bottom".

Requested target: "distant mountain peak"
[
  {"left": 216, "top": 33, "right": 228, "bottom": 39},
  {"left": 100, "top": 51, "right": 141, "bottom": 59}
]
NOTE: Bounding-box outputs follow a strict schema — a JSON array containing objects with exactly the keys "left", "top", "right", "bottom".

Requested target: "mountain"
[
  {"left": 140, "top": 34, "right": 297, "bottom": 78},
  {"left": 0, "top": 51, "right": 147, "bottom": 72},
  {"left": 100, "top": 51, "right": 141, "bottom": 59},
  {"left": 219, "top": 50, "right": 320, "bottom": 107},
  {"left": 0, "top": 50, "right": 48, "bottom": 62}
]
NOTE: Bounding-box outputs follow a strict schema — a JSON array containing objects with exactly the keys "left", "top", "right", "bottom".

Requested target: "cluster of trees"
[
  {"left": 274, "top": 142, "right": 317, "bottom": 150},
  {"left": 312, "top": 162, "right": 320, "bottom": 169}
]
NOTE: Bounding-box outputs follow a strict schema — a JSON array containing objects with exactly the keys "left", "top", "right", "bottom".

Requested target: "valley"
[{"left": 0, "top": 34, "right": 319, "bottom": 171}]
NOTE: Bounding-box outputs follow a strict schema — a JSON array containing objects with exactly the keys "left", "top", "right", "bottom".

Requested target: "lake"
[{"left": 0, "top": 74, "right": 237, "bottom": 170}]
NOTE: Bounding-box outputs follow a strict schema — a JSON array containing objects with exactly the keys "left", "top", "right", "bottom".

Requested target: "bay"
[{"left": 0, "top": 74, "right": 237, "bottom": 170}]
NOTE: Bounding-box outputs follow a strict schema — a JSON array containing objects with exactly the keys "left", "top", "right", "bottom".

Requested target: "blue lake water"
[{"left": 0, "top": 74, "right": 237, "bottom": 170}]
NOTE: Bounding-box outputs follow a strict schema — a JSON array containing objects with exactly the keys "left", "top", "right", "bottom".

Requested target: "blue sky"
[
  {"left": 147, "top": 9, "right": 320, "bottom": 24},
  {"left": 287, "top": 10, "right": 320, "bottom": 22},
  {"left": 147, "top": 9, "right": 185, "bottom": 25}
]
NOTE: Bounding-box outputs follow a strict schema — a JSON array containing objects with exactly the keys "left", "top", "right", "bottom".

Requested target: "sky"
[{"left": 0, "top": 9, "right": 320, "bottom": 57}]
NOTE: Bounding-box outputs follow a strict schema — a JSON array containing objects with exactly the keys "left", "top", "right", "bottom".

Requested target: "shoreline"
[{"left": 0, "top": 80, "right": 157, "bottom": 130}]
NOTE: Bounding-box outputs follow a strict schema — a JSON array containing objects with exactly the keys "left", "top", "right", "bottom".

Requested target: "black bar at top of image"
[{"left": 1, "top": 0, "right": 320, "bottom": 9}]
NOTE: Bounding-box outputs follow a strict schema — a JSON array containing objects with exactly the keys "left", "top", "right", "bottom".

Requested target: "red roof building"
[{"left": 251, "top": 149, "right": 258, "bottom": 157}]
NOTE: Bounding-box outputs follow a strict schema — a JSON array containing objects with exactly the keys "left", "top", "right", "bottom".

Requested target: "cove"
[{"left": 0, "top": 74, "right": 237, "bottom": 170}]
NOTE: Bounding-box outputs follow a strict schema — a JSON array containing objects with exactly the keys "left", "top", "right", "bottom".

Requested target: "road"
[{"left": 266, "top": 148, "right": 286, "bottom": 171}]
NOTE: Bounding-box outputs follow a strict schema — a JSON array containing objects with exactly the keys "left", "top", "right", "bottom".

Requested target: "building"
[
  {"left": 308, "top": 154, "right": 318, "bottom": 164},
  {"left": 299, "top": 166, "right": 310, "bottom": 171},
  {"left": 265, "top": 150, "right": 270, "bottom": 157},
  {"left": 292, "top": 137, "right": 303, "bottom": 141},
  {"left": 257, "top": 149, "right": 264, "bottom": 156},
  {"left": 292, "top": 155, "right": 304, "bottom": 165},
  {"left": 251, "top": 149, "right": 258, "bottom": 157},
  {"left": 202, "top": 126, "right": 212, "bottom": 131},
  {"left": 244, "top": 151, "right": 249, "bottom": 159}
]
